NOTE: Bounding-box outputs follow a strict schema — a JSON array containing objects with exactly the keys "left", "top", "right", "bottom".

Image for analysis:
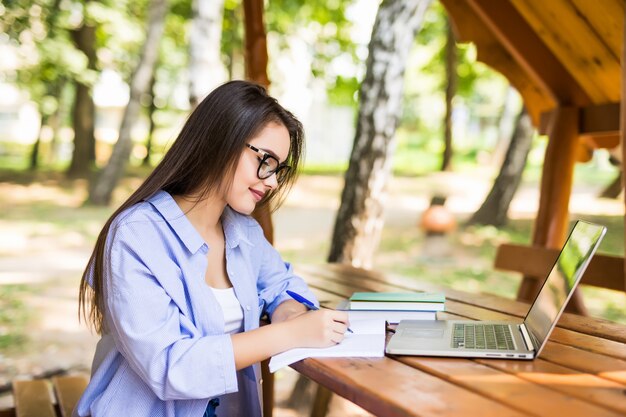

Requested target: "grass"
[{"left": 0, "top": 285, "right": 30, "bottom": 350}]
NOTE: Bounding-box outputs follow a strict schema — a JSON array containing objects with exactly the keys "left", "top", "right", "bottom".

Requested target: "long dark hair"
[{"left": 79, "top": 80, "right": 304, "bottom": 333}]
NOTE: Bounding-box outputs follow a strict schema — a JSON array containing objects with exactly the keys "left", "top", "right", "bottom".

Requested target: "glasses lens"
[{"left": 258, "top": 154, "right": 278, "bottom": 179}]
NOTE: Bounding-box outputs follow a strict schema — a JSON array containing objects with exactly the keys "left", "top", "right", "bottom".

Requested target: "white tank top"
[
  {"left": 209, "top": 286, "right": 244, "bottom": 334},
  {"left": 209, "top": 287, "right": 247, "bottom": 416}
]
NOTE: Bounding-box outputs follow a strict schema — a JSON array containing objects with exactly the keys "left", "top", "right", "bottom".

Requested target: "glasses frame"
[{"left": 245, "top": 143, "right": 291, "bottom": 182}]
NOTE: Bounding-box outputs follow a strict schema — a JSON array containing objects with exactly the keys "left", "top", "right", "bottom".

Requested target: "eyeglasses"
[{"left": 245, "top": 143, "right": 291, "bottom": 182}]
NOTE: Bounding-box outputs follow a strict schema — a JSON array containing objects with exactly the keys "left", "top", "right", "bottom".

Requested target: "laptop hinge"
[{"left": 519, "top": 324, "right": 535, "bottom": 351}]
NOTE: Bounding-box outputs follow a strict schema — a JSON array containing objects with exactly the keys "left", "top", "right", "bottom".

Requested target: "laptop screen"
[{"left": 523, "top": 221, "right": 606, "bottom": 353}]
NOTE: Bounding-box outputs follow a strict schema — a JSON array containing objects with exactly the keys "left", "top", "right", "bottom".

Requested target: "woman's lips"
[{"left": 250, "top": 188, "right": 265, "bottom": 202}]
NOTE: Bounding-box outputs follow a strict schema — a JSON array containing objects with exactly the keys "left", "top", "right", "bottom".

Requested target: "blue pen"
[{"left": 286, "top": 290, "right": 353, "bottom": 333}]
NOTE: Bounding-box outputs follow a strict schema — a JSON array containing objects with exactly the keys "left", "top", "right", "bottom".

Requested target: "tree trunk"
[
  {"left": 491, "top": 87, "right": 520, "bottom": 168},
  {"left": 88, "top": 0, "right": 169, "bottom": 205},
  {"left": 142, "top": 74, "right": 157, "bottom": 167},
  {"left": 29, "top": 113, "right": 49, "bottom": 170},
  {"left": 49, "top": 81, "right": 70, "bottom": 165},
  {"left": 67, "top": 18, "right": 97, "bottom": 178},
  {"left": 466, "top": 107, "right": 533, "bottom": 227},
  {"left": 327, "top": 0, "right": 433, "bottom": 268},
  {"left": 441, "top": 17, "right": 456, "bottom": 172},
  {"left": 188, "top": 0, "right": 228, "bottom": 108}
]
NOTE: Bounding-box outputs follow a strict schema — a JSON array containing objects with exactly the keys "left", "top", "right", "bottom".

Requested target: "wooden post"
[
  {"left": 517, "top": 106, "right": 588, "bottom": 314},
  {"left": 242, "top": 2, "right": 274, "bottom": 415},
  {"left": 621, "top": 4, "right": 626, "bottom": 293},
  {"left": 243, "top": 0, "right": 270, "bottom": 88},
  {"left": 242, "top": 0, "right": 274, "bottom": 244}
]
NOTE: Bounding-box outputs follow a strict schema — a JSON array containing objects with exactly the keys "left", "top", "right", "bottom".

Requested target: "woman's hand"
[
  {"left": 286, "top": 309, "right": 350, "bottom": 348},
  {"left": 231, "top": 307, "right": 350, "bottom": 370},
  {"left": 271, "top": 299, "right": 308, "bottom": 323}
]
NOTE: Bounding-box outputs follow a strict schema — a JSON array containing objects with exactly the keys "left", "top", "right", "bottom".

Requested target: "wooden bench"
[
  {"left": 0, "top": 375, "right": 88, "bottom": 417},
  {"left": 494, "top": 243, "right": 626, "bottom": 313}
]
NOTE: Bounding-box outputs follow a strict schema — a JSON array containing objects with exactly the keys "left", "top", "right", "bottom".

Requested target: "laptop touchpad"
[{"left": 401, "top": 329, "right": 444, "bottom": 338}]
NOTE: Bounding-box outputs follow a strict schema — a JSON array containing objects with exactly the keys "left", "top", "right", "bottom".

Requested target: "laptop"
[{"left": 386, "top": 220, "right": 606, "bottom": 359}]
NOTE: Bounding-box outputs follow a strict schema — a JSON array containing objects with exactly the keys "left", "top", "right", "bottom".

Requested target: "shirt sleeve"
[
  {"left": 251, "top": 222, "right": 319, "bottom": 317},
  {"left": 104, "top": 220, "right": 238, "bottom": 401}
]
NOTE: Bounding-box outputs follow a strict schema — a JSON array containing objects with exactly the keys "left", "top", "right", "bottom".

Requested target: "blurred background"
[{"left": 1, "top": 0, "right": 624, "bottom": 415}]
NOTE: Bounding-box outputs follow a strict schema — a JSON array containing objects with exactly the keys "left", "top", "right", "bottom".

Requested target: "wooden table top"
[{"left": 292, "top": 263, "right": 626, "bottom": 417}]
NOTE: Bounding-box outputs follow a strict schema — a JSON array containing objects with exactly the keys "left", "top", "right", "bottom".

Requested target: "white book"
[{"left": 269, "top": 317, "right": 385, "bottom": 373}]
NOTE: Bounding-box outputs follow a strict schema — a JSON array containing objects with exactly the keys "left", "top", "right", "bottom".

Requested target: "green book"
[{"left": 349, "top": 292, "right": 445, "bottom": 311}]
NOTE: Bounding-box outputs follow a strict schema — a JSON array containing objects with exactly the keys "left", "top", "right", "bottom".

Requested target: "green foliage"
[
  {"left": 398, "top": 1, "right": 512, "bottom": 171},
  {"left": 221, "top": 0, "right": 359, "bottom": 106}
]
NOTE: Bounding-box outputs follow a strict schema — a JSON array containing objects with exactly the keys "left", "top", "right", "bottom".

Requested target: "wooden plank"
[
  {"left": 467, "top": 0, "right": 589, "bottom": 106},
  {"left": 393, "top": 356, "right": 624, "bottom": 417},
  {"left": 291, "top": 357, "right": 526, "bottom": 417},
  {"left": 539, "top": 343, "right": 626, "bottom": 385},
  {"left": 297, "top": 263, "right": 626, "bottom": 344},
  {"left": 581, "top": 134, "right": 621, "bottom": 150},
  {"left": 570, "top": 0, "right": 624, "bottom": 60},
  {"left": 440, "top": 0, "right": 555, "bottom": 126},
  {"left": 52, "top": 376, "right": 88, "bottom": 417},
  {"left": 478, "top": 358, "right": 626, "bottom": 415},
  {"left": 511, "top": 0, "right": 621, "bottom": 102},
  {"left": 12, "top": 380, "right": 56, "bottom": 417},
  {"left": 550, "top": 327, "right": 626, "bottom": 361},
  {"left": 0, "top": 409, "right": 16, "bottom": 417}
]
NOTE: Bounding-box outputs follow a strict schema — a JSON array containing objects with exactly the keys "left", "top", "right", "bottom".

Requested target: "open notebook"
[{"left": 268, "top": 317, "right": 386, "bottom": 373}]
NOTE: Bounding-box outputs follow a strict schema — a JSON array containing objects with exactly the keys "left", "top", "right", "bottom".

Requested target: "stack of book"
[{"left": 337, "top": 292, "right": 445, "bottom": 323}]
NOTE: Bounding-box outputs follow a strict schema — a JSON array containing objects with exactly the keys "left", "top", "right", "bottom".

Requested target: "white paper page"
[{"left": 269, "top": 318, "right": 385, "bottom": 373}]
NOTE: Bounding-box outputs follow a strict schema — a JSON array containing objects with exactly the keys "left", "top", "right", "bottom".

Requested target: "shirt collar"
[
  {"left": 147, "top": 191, "right": 253, "bottom": 252},
  {"left": 146, "top": 190, "right": 206, "bottom": 254}
]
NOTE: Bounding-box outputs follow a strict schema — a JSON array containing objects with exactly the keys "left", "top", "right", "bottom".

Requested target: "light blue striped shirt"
[{"left": 73, "top": 190, "right": 318, "bottom": 417}]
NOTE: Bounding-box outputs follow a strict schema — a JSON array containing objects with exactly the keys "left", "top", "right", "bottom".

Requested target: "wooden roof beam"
[
  {"left": 467, "top": 0, "right": 590, "bottom": 107},
  {"left": 539, "top": 102, "right": 620, "bottom": 143},
  {"left": 441, "top": 0, "right": 555, "bottom": 126}
]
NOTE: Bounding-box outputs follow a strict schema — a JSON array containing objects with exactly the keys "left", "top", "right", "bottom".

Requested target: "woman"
[{"left": 74, "top": 80, "right": 349, "bottom": 417}]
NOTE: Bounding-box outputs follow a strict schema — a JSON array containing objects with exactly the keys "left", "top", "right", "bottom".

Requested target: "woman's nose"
[{"left": 263, "top": 172, "right": 279, "bottom": 189}]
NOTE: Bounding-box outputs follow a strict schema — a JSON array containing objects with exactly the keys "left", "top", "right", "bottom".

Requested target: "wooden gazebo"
[{"left": 441, "top": 0, "right": 626, "bottom": 312}]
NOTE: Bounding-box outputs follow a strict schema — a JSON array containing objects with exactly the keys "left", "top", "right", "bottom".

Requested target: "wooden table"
[{"left": 291, "top": 263, "right": 626, "bottom": 417}]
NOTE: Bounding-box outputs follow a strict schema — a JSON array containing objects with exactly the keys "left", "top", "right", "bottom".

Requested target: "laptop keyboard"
[{"left": 452, "top": 323, "right": 515, "bottom": 350}]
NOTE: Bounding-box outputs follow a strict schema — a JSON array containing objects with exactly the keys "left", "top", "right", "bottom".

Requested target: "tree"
[
  {"left": 88, "top": 0, "right": 169, "bottom": 205},
  {"left": 466, "top": 107, "right": 533, "bottom": 227},
  {"left": 142, "top": 73, "right": 157, "bottom": 166},
  {"left": 67, "top": 0, "right": 98, "bottom": 178},
  {"left": 441, "top": 16, "right": 456, "bottom": 171},
  {"left": 188, "top": 0, "right": 228, "bottom": 108},
  {"left": 222, "top": 0, "right": 358, "bottom": 105},
  {"left": 327, "top": 0, "right": 433, "bottom": 268},
  {"left": 1, "top": 0, "right": 89, "bottom": 170}
]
